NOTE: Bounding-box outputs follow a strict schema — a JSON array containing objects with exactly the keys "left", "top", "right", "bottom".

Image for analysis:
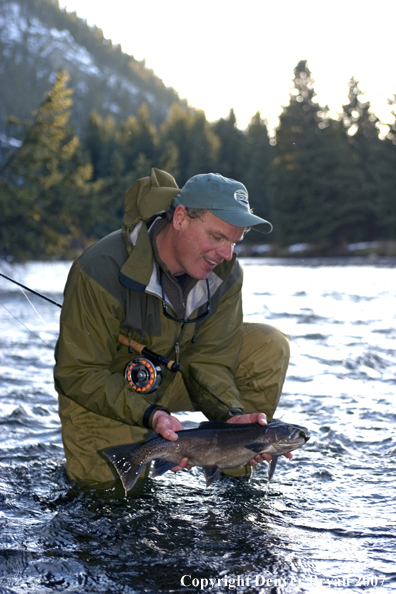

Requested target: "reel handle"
[{"left": 118, "top": 334, "right": 180, "bottom": 372}]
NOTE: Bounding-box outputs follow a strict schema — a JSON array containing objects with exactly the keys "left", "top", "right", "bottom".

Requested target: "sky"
[{"left": 58, "top": 0, "right": 395, "bottom": 132}]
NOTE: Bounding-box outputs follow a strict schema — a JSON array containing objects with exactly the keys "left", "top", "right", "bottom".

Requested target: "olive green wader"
[{"left": 59, "top": 322, "right": 290, "bottom": 486}]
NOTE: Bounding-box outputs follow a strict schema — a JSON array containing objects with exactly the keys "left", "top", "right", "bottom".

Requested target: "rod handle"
[{"left": 118, "top": 334, "right": 180, "bottom": 372}]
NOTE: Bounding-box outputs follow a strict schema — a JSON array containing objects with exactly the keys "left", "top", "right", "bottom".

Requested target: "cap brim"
[{"left": 210, "top": 209, "right": 273, "bottom": 234}]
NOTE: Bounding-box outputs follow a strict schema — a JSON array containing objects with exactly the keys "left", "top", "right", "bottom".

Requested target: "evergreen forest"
[{"left": 1, "top": 60, "right": 396, "bottom": 261}]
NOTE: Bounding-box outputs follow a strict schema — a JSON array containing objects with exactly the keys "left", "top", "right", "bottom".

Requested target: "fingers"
[
  {"left": 249, "top": 451, "right": 293, "bottom": 466},
  {"left": 162, "top": 429, "right": 178, "bottom": 441},
  {"left": 227, "top": 412, "right": 267, "bottom": 425},
  {"left": 171, "top": 457, "right": 192, "bottom": 473},
  {"left": 152, "top": 410, "right": 183, "bottom": 441},
  {"left": 151, "top": 413, "right": 192, "bottom": 474},
  {"left": 250, "top": 453, "right": 272, "bottom": 466}
]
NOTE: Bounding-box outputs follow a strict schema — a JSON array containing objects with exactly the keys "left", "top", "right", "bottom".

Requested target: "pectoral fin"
[
  {"left": 203, "top": 465, "right": 221, "bottom": 487},
  {"left": 244, "top": 442, "right": 267, "bottom": 454},
  {"left": 152, "top": 459, "right": 176, "bottom": 478},
  {"left": 268, "top": 456, "right": 279, "bottom": 482}
]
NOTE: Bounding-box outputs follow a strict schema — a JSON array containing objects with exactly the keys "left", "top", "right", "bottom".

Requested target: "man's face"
[{"left": 170, "top": 208, "right": 245, "bottom": 279}]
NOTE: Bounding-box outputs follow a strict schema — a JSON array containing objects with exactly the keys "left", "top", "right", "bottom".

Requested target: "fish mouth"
[
  {"left": 282, "top": 426, "right": 309, "bottom": 442},
  {"left": 272, "top": 427, "right": 310, "bottom": 453},
  {"left": 292, "top": 427, "right": 310, "bottom": 443}
]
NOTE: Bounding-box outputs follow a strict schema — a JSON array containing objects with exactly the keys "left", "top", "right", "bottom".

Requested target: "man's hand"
[
  {"left": 226, "top": 412, "right": 293, "bottom": 466},
  {"left": 151, "top": 410, "right": 190, "bottom": 473}
]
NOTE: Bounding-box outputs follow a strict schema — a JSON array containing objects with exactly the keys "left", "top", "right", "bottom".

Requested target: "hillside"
[{"left": 0, "top": 0, "right": 183, "bottom": 144}]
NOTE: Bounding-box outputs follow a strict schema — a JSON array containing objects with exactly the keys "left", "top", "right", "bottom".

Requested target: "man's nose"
[{"left": 217, "top": 242, "right": 235, "bottom": 261}]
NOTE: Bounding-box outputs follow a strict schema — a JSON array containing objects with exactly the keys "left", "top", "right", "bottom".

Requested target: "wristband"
[{"left": 142, "top": 404, "right": 171, "bottom": 429}]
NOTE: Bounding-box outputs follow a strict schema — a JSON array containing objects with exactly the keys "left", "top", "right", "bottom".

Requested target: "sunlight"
[{"left": 56, "top": 1, "right": 396, "bottom": 130}]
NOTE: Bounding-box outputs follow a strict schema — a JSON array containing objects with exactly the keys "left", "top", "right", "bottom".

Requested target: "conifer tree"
[
  {"left": 341, "top": 78, "right": 391, "bottom": 240},
  {"left": 185, "top": 110, "right": 219, "bottom": 180},
  {"left": 377, "top": 97, "right": 396, "bottom": 238},
  {"left": 84, "top": 111, "right": 119, "bottom": 180},
  {"left": 118, "top": 103, "right": 158, "bottom": 174},
  {"left": 270, "top": 60, "right": 364, "bottom": 246},
  {"left": 243, "top": 112, "right": 273, "bottom": 234},
  {"left": 212, "top": 109, "right": 245, "bottom": 181},
  {"left": 158, "top": 104, "right": 192, "bottom": 185},
  {"left": 0, "top": 71, "right": 94, "bottom": 259}
]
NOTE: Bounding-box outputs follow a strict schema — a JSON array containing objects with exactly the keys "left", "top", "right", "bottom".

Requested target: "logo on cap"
[{"left": 234, "top": 188, "right": 249, "bottom": 207}]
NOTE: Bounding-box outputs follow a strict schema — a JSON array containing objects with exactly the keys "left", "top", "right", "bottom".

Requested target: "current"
[{"left": 0, "top": 257, "right": 395, "bottom": 593}]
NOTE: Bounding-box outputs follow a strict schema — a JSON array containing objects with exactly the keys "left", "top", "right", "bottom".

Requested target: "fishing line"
[
  {"left": 0, "top": 273, "right": 62, "bottom": 308},
  {"left": 0, "top": 272, "right": 60, "bottom": 348},
  {"left": 0, "top": 302, "right": 53, "bottom": 349},
  {"left": 20, "top": 287, "right": 48, "bottom": 327},
  {"left": 0, "top": 273, "right": 179, "bottom": 389}
]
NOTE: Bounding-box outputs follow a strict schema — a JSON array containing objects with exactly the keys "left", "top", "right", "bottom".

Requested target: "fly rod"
[
  {"left": 0, "top": 272, "right": 180, "bottom": 389},
  {"left": 0, "top": 272, "right": 62, "bottom": 308}
]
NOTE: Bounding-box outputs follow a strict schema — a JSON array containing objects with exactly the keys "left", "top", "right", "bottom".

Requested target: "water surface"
[{"left": 0, "top": 258, "right": 395, "bottom": 593}]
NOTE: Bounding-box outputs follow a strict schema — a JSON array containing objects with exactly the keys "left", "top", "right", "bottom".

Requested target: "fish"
[{"left": 101, "top": 420, "right": 310, "bottom": 493}]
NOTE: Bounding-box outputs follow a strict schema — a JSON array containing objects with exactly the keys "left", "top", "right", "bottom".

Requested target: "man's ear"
[{"left": 172, "top": 205, "right": 188, "bottom": 231}]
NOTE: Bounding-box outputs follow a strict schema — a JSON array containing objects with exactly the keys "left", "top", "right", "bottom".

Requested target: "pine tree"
[
  {"left": 243, "top": 112, "right": 273, "bottom": 233},
  {"left": 118, "top": 103, "right": 158, "bottom": 174},
  {"left": 83, "top": 111, "right": 119, "bottom": 180},
  {"left": 342, "top": 78, "right": 392, "bottom": 240},
  {"left": 212, "top": 109, "right": 245, "bottom": 181},
  {"left": 0, "top": 71, "right": 94, "bottom": 259},
  {"left": 185, "top": 110, "right": 219, "bottom": 180},
  {"left": 376, "top": 95, "right": 396, "bottom": 239},
  {"left": 158, "top": 104, "right": 192, "bottom": 185},
  {"left": 270, "top": 60, "right": 364, "bottom": 246}
]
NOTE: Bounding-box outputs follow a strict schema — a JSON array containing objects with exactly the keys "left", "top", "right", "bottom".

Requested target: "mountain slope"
[{"left": 0, "top": 0, "right": 183, "bottom": 138}]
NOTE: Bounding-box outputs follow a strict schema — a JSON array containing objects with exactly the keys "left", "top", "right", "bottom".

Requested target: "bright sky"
[{"left": 58, "top": 0, "right": 395, "bottom": 132}]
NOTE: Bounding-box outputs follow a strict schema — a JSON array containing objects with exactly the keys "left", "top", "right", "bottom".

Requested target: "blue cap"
[{"left": 173, "top": 173, "right": 272, "bottom": 234}]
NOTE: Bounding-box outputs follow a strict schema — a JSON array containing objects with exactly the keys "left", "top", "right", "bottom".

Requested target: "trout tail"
[{"left": 101, "top": 443, "right": 146, "bottom": 494}]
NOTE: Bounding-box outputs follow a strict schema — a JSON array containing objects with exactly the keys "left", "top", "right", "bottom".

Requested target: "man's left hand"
[
  {"left": 151, "top": 410, "right": 191, "bottom": 473},
  {"left": 226, "top": 412, "right": 293, "bottom": 466}
]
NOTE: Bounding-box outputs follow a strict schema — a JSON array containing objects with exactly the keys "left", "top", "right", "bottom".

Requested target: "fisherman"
[{"left": 54, "top": 169, "right": 290, "bottom": 488}]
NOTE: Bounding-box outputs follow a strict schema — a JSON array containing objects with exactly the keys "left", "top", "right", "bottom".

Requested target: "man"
[{"left": 54, "top": 168, "right": 290, "bottom": 487}]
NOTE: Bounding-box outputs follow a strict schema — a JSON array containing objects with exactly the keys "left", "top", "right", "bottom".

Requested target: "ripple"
[{"left": 2, "top": 261, "right": 396, "bottom": 593}]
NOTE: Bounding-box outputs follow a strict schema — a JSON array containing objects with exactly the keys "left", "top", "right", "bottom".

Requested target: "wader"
[{"left": 59, "top": 323, "right": 290, "bottom": 486}]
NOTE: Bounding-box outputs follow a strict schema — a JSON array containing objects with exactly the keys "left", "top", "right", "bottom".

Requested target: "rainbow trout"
[{"left": 102, "top": 420, "right": 309, "bottom": 493}]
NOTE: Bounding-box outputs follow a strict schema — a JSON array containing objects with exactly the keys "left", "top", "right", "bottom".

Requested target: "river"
[{"left": 0, "top": 258, "right": 395, "bottom": 594}]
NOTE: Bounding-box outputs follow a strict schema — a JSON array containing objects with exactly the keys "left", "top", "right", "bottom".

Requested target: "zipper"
[{"left": 175, "top": 341, "right": 180, "bottom": 363}]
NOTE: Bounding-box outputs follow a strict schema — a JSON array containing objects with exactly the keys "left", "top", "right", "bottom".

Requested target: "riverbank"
[
  {"left": 236, "top": 239, "right": 396, "bottom": 259},
  {"left": 2, "top": 239, "right": 396, "bottom": 264}
]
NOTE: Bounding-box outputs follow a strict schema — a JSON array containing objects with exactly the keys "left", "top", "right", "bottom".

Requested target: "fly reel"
[
  {"left": 120, "top": 334, "right": 180, "bottom": 394},
  {"left": 124, "top": 358, "right": 162, "bottom": 393}
]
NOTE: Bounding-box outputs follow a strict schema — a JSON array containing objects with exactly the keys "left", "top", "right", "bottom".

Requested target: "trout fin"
[
  {"left": 101, "top": 444, "right": 145, "bottom": 494},
  {"left": 268, "top": 456, "right": 279, "bottom": 482},
  {"left": 152, "top": 459, "right": 175, "bottom": 478},
  {"left": 244, "top": 442, "right": 267, "bottom": 453},
  {"left": 198, "top": 421, "right": 228, "bottom": 429},
  {"left": 203, "top": 465, "right": 220, "bottom": 487}
]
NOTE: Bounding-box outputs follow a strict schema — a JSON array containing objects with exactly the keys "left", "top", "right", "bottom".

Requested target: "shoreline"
[{"left": 236, "top": 239, "right": 396, "bottom": 260}]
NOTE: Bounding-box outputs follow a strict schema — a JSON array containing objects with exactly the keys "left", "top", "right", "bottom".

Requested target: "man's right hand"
[{"left": 152, "top": 409, "right": 182, "bottom": 441}]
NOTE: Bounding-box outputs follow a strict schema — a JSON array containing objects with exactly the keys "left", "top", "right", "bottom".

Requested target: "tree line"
[{"left": 1, "top": 61, "right": 395, "bottom": 261}]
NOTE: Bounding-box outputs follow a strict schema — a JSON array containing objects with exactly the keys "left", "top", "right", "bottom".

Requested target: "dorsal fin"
[{"left": 198, "top": 421, "right": 229, "bottom": 430}]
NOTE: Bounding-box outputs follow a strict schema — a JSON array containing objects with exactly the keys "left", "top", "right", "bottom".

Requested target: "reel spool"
[{"left": 124, "top": 358, "right": 163, "bottom": 393}]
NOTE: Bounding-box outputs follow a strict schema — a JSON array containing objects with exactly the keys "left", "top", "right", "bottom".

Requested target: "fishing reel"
[
  {"left": 120, "top": 334, "right": 180, "bottom": 394},
  {"left": 124, "top": 357, "right": 162, "bottom": 393}
]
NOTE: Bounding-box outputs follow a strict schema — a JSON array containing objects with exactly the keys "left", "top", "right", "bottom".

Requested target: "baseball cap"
[{"left": 172, "top": 173, "right": 273, "bottom": 234}]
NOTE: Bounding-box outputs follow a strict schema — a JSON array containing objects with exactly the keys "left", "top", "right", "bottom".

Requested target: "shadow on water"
[{"left": 1, "top": 459, "right": 313, "bottom": 593}]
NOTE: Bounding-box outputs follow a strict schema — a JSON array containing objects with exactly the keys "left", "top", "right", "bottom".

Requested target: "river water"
[{"left": 0, "top": 258, "right": 395, "bottom": 594}]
